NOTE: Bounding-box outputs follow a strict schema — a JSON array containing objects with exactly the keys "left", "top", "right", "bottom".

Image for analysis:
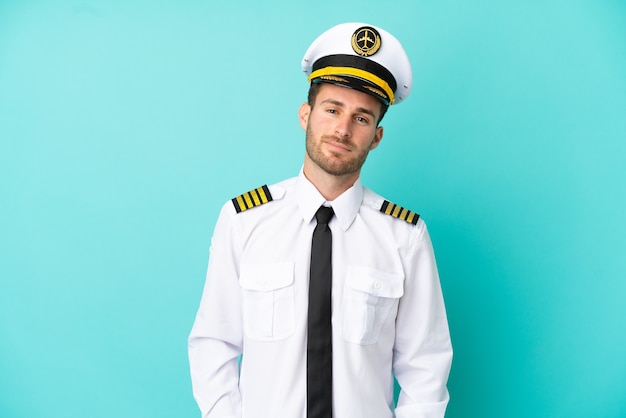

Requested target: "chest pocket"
[
  {"left": 239, "top": 262, "right": 295, "bottom": 341},
  {"left": 341, "top": 266, "right": 404, "bottom": 345}
]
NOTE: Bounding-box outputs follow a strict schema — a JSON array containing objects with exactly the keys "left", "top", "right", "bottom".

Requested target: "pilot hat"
[{"left": 302, "top": 22, "right": 413, "bottom": 105}]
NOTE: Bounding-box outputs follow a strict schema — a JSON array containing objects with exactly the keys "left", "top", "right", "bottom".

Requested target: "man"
[{"left": 188, "top": 22, "right": 452, "bottom": 418}]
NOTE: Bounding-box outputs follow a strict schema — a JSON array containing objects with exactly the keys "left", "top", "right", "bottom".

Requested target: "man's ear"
[
  {"left": 298, "top": 103, "right": 311, "bottom": 130},
  {"left": 369, "top": 126, "right": 384, "bottom": 150}
]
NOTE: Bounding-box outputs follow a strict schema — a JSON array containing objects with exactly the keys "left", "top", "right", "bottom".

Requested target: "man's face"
[{"left": 299, "top": 83, "right": 384, "bottom": 177}]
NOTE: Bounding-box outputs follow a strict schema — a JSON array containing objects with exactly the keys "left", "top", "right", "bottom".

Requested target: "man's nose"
[{"left": 334, "top": 115, "right": 352, "bottom": 138}]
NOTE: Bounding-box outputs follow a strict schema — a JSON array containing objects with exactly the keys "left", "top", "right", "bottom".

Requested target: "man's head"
[{"left": 299, "top": 22, "right": 413, "bottom": 186}]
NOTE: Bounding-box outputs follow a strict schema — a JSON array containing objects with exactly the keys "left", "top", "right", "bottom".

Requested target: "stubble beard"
[{"left": 305, "top": 126, "right": 372, "bottom": 177}]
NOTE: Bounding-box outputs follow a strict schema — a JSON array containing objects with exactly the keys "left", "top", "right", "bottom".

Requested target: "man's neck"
[{"left": 302, "top": 158, "right": 360, "bottom": 201}]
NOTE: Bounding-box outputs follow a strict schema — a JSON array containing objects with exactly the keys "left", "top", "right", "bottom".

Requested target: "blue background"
[{"left": 1, "top": 1, "right": 625, "bottom": 417}]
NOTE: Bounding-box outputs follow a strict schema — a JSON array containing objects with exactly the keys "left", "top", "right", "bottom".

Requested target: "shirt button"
[{"left": 374, "top": 281, "right": 382, "bottom": 289}]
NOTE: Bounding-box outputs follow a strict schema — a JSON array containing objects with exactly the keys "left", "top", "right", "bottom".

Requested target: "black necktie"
[{"left": 307, "top": 205, "right": 334, "bottom": 418}]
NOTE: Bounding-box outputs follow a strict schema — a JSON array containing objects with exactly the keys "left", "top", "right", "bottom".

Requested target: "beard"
[{"left": 305, "top": 126, "right": 373, "bottom": 177}]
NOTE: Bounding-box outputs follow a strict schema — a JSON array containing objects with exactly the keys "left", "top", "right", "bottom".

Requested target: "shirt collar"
[{"left": 295, "top": 169, "right": 363, "bottom": 231}]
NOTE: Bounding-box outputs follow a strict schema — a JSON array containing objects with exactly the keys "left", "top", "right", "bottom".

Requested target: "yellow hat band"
[{"left": 308, "top": 66, "right": 395, "bottom": 105}]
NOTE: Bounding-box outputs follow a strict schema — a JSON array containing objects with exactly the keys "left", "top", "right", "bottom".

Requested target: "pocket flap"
[
  {"left": 239, "top": 262, "right": 294, "bottom": 291},
  {"left": 347, "top": 266, "right": 404, "bottom": 298}
]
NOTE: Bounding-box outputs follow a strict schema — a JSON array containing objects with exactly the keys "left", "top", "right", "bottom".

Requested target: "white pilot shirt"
[{"left": 188, "top": 171, "right": 452, "bottom": 418}]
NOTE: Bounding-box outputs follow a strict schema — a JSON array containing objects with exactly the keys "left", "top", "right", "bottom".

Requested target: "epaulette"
[
  {"left": 380, "top": 200, "right": 420, "bottom": 225},
  {"left": 232, "top": 185, "right": 273, "bottom": 213}
]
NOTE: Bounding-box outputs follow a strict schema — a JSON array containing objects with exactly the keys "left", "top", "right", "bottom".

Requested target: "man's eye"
[
  {"left": 326, "top": 108, "right": 337, "bottom": 114},
  {"left": 356, "top": 116, "right": 369, "bottom": 123}
]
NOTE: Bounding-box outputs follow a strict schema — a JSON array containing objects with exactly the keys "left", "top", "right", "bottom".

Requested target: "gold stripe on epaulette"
[
  {"left": 232, "top": 185, "right": 273, "bottom": 213},
  {"left": 380, "top": 200, "right": 419, "bottom": 225}
]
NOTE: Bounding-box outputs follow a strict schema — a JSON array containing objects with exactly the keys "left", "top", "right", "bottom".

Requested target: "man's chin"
[{"left": 320, "top": 162, "right": 360, "bottom": 177}]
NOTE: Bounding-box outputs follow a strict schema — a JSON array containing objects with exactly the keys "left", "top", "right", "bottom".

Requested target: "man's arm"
[
  {"left": 188, "top": 204, "right": 243, "bottom": 418},
  {"left": 393, "top": 220, "right": 453, "bottom": 418}
]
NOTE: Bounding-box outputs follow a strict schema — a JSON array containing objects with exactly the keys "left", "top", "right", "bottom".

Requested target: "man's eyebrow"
[
  {"left": 320, "top": 98, "right": 345, "bottom": 108},
  {"left": 356, "top": 106, "right": 377, "bottom": 119},
  {"left": 320, "top": 98, "right": 377, "bottom": 119}
]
